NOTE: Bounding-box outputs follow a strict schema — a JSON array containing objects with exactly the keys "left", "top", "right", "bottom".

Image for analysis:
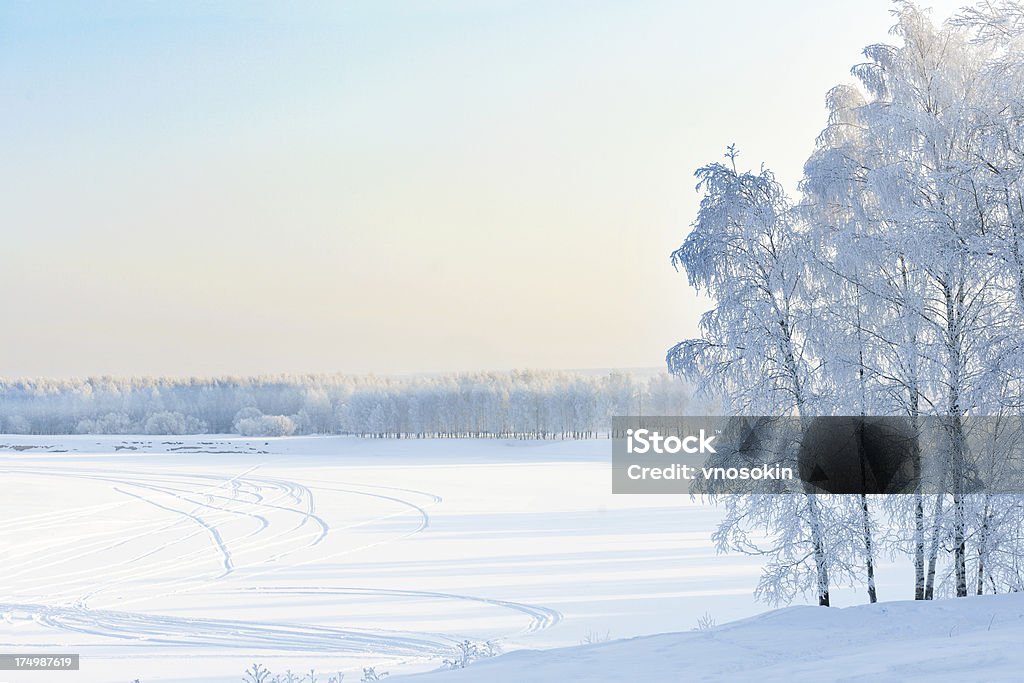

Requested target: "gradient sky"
[{"left": 2, "top": 0, "right": 964, "bottom": 378}]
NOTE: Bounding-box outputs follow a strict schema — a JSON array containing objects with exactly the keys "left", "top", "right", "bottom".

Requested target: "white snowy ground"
[
  {"left": 407, "top": 593, "right": 1024, "bottom": 682},
  {"left": 0, "top": 435, "right": 914, "bottom": 683}
]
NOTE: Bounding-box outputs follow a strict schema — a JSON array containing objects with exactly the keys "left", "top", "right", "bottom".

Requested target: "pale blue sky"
[{"left": 1, "top": 1, "right": 964, "bottom": 378}]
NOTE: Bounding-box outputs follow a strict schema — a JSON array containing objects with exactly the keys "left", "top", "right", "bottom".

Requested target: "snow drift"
[{"left": 405, "top": 593, "right": 1024, "bottom": 682}]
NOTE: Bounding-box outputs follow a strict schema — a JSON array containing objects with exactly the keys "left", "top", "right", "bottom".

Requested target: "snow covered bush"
[
  {"left": 580, "top": 629, "right": 612, "bottom": 644},
  {"left": 144, "top": 411, "right": 207, "bottom": 435},
  {"left": 441, "top": 640, "right": 502, "bottom": 669},
  {"left": 694, "top": 612, "right": 716, "bottom": 631},
  {"left": 243, "top": 663, "right": 272, "bottom": 683},
  {"left": 235, "top": 414, "right": 297, "bottom": 437},
  {"left": 75, "top": 411, "right": 135, "bottom": 435},
  {"left": 236, "top": 665, "right": 343, "bottom": 683}
]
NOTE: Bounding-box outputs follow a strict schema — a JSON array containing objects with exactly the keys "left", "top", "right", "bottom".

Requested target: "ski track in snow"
[
  {"left": 0, "top": 468, "right": 332, "bottom": 602},
  {"left": 243, "top": 586, "right": 563, "bottom": 635},
  {"left": 0, "top": 452, "right": 563, "bottom": 659},
  {"left": 111, "top": 486, "right": 237, "bottom": 577},
  {"left": 0, "top": 602, "right": 458, "bottom": 656}
]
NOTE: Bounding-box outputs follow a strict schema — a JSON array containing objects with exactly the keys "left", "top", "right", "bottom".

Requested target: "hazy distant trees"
[{"left": 0, "top": 371, "right": 695, "bottom": 439}]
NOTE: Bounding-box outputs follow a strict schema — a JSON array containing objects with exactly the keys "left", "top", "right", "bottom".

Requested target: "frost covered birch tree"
[
  {"left": 807, "top": 2, "right": 1023, "bottom": 599},
  {"left": 669, "top": 148, "right": 845, "bottom": 605},
  {"left": 673, "top": 0, "right": 1024, "bottom": 604}
]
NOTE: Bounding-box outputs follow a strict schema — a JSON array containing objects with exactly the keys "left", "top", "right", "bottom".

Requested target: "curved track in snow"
[
  {"left": 1, "top": 602, "right": 458, "bottom": 656},
  {"left": 0, "top": 452, "right": 563, "bottom": 661},
  {"left": 245, "top": 586, "right": 563, "bottom": 635},
  {"left": 0, "top": 468, "right": 336, "bottom": 604}
]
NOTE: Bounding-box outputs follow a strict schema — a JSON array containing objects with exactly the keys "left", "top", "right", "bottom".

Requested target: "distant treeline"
[{"left": 0, "top": 371, "right": 695, "bottom": 438}]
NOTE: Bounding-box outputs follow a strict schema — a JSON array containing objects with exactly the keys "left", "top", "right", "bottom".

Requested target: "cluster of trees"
[
  {"left": 670, "top": 2, "right": 1024, "bottom": 604},
  {"left": 0, "top": 371, "right": 693, "bottom": 439}
]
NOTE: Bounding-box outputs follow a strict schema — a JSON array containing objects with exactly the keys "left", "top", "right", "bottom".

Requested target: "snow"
[
  {"left": 405, "top": 593, "right": 1024, "bottom": 682},
  {"left": 0, "top": 435, "right": 918, "bottom": 682}
]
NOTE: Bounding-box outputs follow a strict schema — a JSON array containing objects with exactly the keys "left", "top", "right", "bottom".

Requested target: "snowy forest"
[
  {"left": 0, "top": 370, "right": 692, "bottom": 439},
  {"left": 668, "top": 3, "right": 1024, "bottom": 605}
]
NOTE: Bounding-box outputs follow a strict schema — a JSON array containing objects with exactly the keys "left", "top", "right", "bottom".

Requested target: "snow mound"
[{"left": 404, "top": 593, "right": 1024, "bottom": 682}]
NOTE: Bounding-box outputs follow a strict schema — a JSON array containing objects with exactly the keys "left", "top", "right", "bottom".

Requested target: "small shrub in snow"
[
  {"left": 238, "top": 664, "right": 345, "bottom": 682},
  {"left": 243, "top": 663, "right": 272, "bottom": 683},
  {"left": 360, "top": 667, "right": 388, "bottom": 681},
  {"left": 694, "top": 611, "right": 716, "bottom": 631},
  {"left": 580, "top": 629, "right": 611, "bottom": 644},
  {"left": 441, "top": 639, "right": 502, "bottom": 670}
]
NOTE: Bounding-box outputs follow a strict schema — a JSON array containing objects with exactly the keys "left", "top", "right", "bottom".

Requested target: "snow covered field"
[
  {"left": 411, "top": 593, "right": 1024, "bottom": 682},
  {"left": 0, "top": 436, "right": 912, "bottom": 683}
]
